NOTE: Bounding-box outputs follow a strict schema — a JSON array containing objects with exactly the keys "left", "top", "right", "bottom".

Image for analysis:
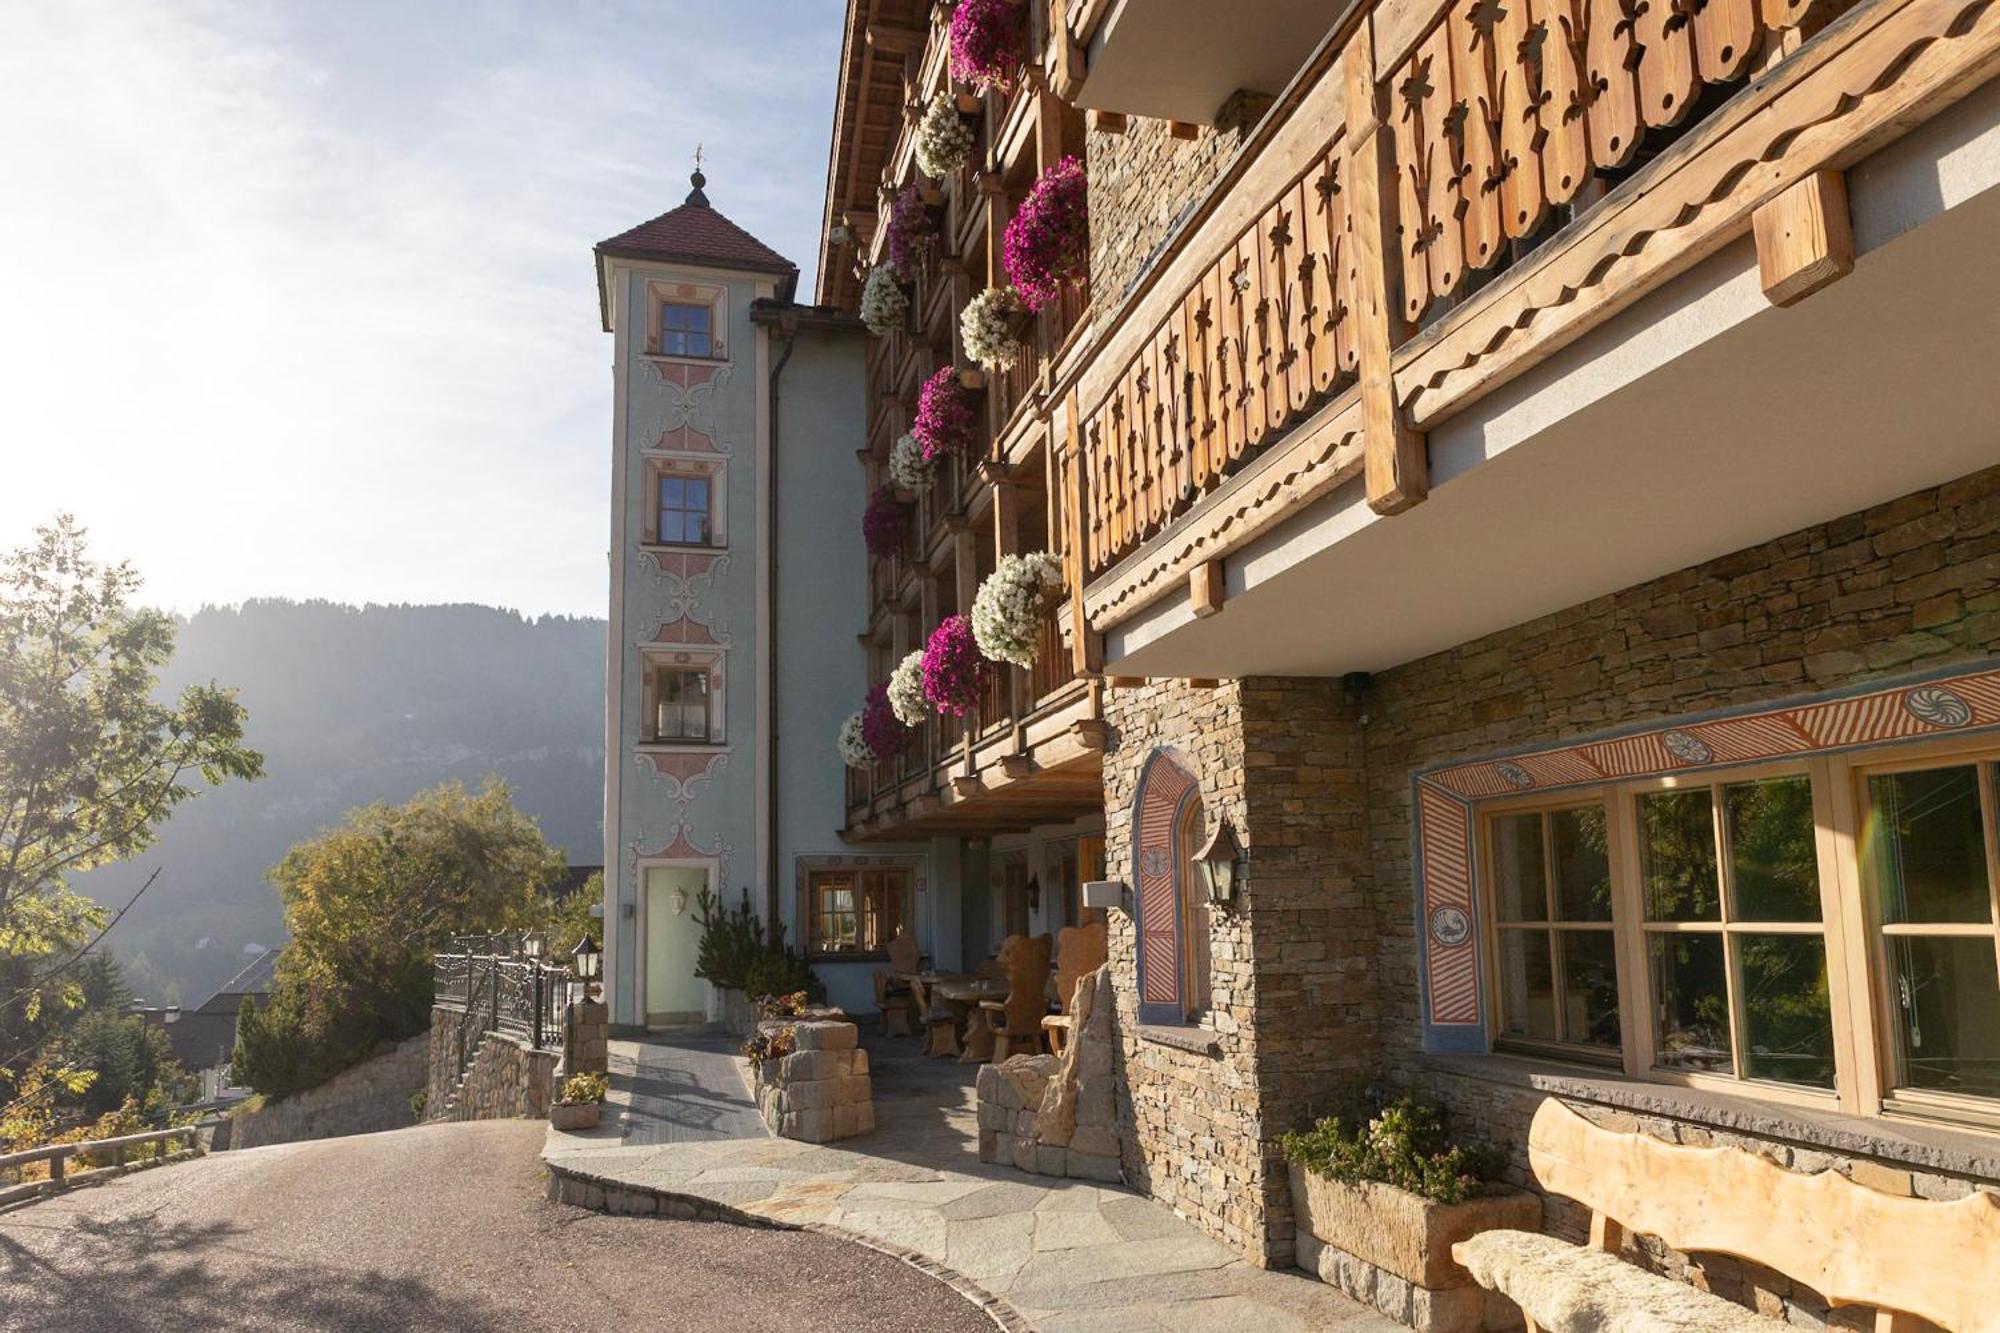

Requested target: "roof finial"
[{"left": 687, "top": 143, "right": 709, "bottom": 207}]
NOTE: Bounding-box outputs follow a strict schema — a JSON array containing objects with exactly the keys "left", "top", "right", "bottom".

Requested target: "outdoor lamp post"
[
  {"left": 1193, "top": 818, "right": 1242, "bottom": 905},
  {"left": 522, "top": 931, "right": 547, "bottom": 961}
]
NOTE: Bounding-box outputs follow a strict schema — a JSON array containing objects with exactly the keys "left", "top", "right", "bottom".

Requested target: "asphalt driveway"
[{"left": 0, "top": 1118, "right": 998, "bottom": 1332}]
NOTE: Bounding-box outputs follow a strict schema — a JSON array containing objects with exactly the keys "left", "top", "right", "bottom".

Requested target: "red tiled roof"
[{"left": 596, "top": 181, "right": 796, "bottom": 277}]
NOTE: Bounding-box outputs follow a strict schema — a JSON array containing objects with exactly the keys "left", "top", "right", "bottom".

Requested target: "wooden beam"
[
  {"left": 1166, "top": 120, "right": 1200, "bottom": 141},
  {"left": 1087, "top": 109, "right": 1127, "bottom": 135},
  {"left": 865, "top": 23, "right": 925, "bottom": 56},
  {"left": 1189, "top": 559, "right": 1224, "bottom": 618},
  {"left": 1106, "top": 676, "right": 1142, "bottom": 689},
  {"left": 1187, "top": 678, "right": 1220, "bottom": 689},
  {"left": 993, "top": 479, "right": 1022, "bottom": 560},
  {"left": 1049, "top": 0, "right": 1086, "bottom": 99},
  {"left": 1752, "top": 170, "right": 1854, "bottom": 307},
  {"left": 1343, "top": 27, "right": 1429, "bottom": 516}
]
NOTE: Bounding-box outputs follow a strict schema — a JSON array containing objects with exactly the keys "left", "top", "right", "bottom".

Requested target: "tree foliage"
[
  {"left": 0, "top": 515, "right": 262, "bottom": 958},
  {"left": 232, "top": 779, "right": 565, "bottom": 1098}
]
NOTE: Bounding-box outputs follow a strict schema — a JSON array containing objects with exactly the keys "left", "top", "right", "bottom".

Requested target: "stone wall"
[
  {"left": 751, "top": 1018, "right": 873, "bottom": 1142},
  {"left": 228, "top": 1033, "right": 427, "bottom": 1149},
  {"left": 1099, "top": 675, "right": 1374, "bottom": 1265},
  {"left": 976, "top": 965, "right": 1121, "bottom": 1182},
  {"left": 426, "top": 1004, "right": 561, "bottom": 1123},
  {"left": 1085, "top": 91, "right": 1270, "bottom": 308}
]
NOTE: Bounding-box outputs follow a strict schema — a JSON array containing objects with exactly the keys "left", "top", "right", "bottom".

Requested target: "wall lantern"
[
  {"left": 1081, "top": 880, "right": 1125, "bottom": 912},
  {"left": 571, "top": 936, "right": 603, "bottom": 981},
  {"left": 1193, "top": 818, "right": 1243, "bottom": 905}
]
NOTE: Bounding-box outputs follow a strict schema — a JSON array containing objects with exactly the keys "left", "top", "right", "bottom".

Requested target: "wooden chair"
[
  {"left": 978, "top": 933, "right": 1054, "bottom": 1062},
  {"left": 1454, "top": 1098, "right": 2000, "bottom": 1333},
  {"left": 910, "top": 973, "right": 961, "bottom": 1058},
  {"left": 1041, "top": 922, "right": 1107, "bottom": 1056},
  {"left": 870, "top": 932, "right": 921, "bottom": 1037}
]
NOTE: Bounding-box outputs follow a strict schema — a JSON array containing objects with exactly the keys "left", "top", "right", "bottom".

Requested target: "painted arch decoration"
[
  {"left": 1414, "top": 661, "right": 2000, "bottom": 1053},
  {"left": 1130, "top": 749, "right": 1201, "bottom": 1026}
]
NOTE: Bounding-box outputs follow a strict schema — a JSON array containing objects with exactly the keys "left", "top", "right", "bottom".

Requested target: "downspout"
[{"left": 766, "top": 311, "right": 800, "bottom": 942}]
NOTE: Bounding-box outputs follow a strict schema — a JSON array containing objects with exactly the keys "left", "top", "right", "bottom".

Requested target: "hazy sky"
[{"left": 0, "top": 1, "right": 841, "bottom": 617}]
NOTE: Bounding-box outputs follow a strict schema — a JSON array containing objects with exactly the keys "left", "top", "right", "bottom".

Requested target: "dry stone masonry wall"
[
  {"left": 976, "top": 965, "right": 1121, "bottom": 1182},
  {"left": 752, "top": 1018, "right": 874, "bottom": 1143},
  {"left": 229, "top": 1033, "right": 427, "bottom": 1149}
]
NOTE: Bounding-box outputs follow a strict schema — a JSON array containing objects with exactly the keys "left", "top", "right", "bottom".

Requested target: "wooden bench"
[{"left": 1454, "top": 1099, "right": 2000, "bottom": 1333}]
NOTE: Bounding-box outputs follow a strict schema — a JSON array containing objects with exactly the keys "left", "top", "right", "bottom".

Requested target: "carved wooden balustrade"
[{"left": 1066, "top": 0, "right": 2000, "bottom": 632}]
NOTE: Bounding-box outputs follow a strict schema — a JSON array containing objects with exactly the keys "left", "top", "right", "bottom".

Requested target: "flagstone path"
[{"left": 544, "top": 1033, "right": 1402, "bottom": 1333}]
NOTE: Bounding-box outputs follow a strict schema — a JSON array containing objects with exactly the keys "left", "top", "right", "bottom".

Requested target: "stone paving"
[{"left": 545, "top": 1032, "right": 1401, "bottom": 1333}]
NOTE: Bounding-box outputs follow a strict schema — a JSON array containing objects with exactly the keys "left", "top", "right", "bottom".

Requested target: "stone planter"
[
  {"left": 1289, "top": 1163, "right": 1541, "bottom": 1332},
  {"left": 706, "top": 983, "right": 759, "bottom": 1038},
  {"left": 549, "top": 1101, "right": 601, "bottom": 1131}
]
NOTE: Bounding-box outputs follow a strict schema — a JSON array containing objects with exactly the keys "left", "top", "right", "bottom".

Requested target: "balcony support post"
[
  {"left": 1753, "top": 170, "right": 1854, "bottom": 307},
  {"left": 1062, "top": 393, "right": 1104, "bottom": 677},
  {"left": 1343, "top": 27, "right": 1429, "bottom": 516}
]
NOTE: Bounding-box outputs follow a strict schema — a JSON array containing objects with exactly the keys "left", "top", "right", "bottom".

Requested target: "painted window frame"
[
  {"left": 1472, "top": 739, "right": 2000, "bottom": 1131},
  {"left": 641, "top": 453, "right": 727, "bottom": 549},
  {"left": 642, "top": 280, "right": 728, "bottom": 362},
  {"left": 638, "top": 646, "right": 725, "bottom": 747}
]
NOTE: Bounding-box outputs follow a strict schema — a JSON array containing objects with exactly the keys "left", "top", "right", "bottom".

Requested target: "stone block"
[
  {"left": 1067, "top": 1152, "right": 1122, "bottom": 1183},
  {"left": 832, "top": 1074, "right": 872, "bottom": 1105},
  {"left": 977, "top": 1101, "right": 1010, "bottom": 1132},
  {"left": 832, "top": 1100, "right": 875, "bottom": 1139},
  {"left": 1013, "top": 1109, "right": 1039, "bottom": 1138},
  {"left": 975, "top": 1063, "right": 1004, "bottom": 1103},
  {"left": 1034, "top": 1143, "right": 1069, "bottom": 1177},
  {"left": 1011, "top": 1134, "right": 1037, "bottom": 1173},
  {"left": 789, "top": 1021, "right": 858, "bottom": 1052},
  {"left": 978, "top": 1128, "right": 999, "bottom": 1162},
  {"left": 1410, "top": 1281, "right": 1487, "bottom": 1333},
  {"left": 1068, "top": 1124, "right": 1119, "bottom": 1159}
]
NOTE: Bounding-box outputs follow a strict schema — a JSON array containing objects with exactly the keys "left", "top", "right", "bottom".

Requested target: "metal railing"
[
  {"left": 432, "top": 940, "right": 574, "bottom": 1081},
  {"left": 0, "top": 1125, "right": 201, "bottom": 1207}
]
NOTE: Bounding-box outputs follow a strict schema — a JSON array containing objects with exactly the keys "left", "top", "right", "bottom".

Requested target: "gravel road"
[{"left": 0, "top": 1119, "right": 997, "bottom": 1333}]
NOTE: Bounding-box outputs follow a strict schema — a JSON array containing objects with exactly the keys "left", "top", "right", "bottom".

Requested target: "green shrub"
[
  {"left": 409, "top": 1089, "right": 428, "bottom": 1120},
  {"left": 559, "top": 1072, "right": 608, "bottom": 1105},
  {"left": 1280, "top": 1094, "right": 1503, "bottom": 1205},
  {"left": 694, "top": 888, "right": 825, "bottom": 1004}
]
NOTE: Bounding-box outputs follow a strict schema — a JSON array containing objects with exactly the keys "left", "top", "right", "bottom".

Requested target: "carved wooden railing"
[{"left": 1066, "top": 0, "right": 2000, "bottom": 612}]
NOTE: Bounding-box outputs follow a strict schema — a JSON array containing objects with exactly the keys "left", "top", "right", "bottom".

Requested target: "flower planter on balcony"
[{"left": 1288, "top": 1164, "right": 1541, "bottom": 1332}]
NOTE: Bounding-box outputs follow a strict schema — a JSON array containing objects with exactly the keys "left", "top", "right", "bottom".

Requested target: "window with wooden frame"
[
  {"left": 640, "top": 649, "right": 722, "bottom": 746},
  {"left": 1474, "top": 738, "right": 2000, "bottom": 1130},
  {"left": 642, "top": 281, "right": 726, "bottom": 361},
  {"left": 1487, "top": 802, "right": 1620, "bottom": 1060},
  {"left": 642, "top": 456, "right": 724, "bottom": 548},
  {"left": 808, "top": 867, "right": 913, "bottom": 957},
  {"left": 1859, "top": 755, "right": 2000, "bottom": 1111}
]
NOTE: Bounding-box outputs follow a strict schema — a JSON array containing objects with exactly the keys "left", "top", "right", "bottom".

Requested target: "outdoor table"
[{"left": 934, "top": 977, "right": 1010, "bottom": 1063}]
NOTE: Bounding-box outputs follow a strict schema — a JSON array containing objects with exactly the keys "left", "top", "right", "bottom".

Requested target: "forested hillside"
[{"left": 69, "top": 600, "right": 605, "bottom": 1007}]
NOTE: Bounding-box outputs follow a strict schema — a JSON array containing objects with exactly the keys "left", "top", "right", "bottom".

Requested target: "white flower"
[
  {"left": 860, "top": 266, "right": 909, "bottom": 337},
  {"left": 961, "top": 286, "right": 1029, "bottom": 369},
  {"left": 889, "top": 432, "right": 933, "bottom": 491},
  {"left": 837, "top": 712, "right": 874, "bottom": 767},
  {"left": 915, "top": 94, "right": 975, "bottom": 178},
  {"left": 971, "top": 551, "right": 1063, "bottom": 667},
  {"left": 888, "top": 651, "right": 928, "bottom": 726}
]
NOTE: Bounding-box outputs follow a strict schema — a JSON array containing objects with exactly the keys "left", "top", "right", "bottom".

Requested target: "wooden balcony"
[
  {"left": 1062, "top": 0, "right": 2000, "bottom": 649},
  {"left": 842, "top": 661, "right": 1106, "bottom": 842}
]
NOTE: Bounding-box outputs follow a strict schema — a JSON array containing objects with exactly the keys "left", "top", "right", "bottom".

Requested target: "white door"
[{"left": 643, "top": 865, "right": 709, "bottom": 1025}]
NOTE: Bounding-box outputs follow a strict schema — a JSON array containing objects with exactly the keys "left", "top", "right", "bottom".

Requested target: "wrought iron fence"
[{"left": 431, "top": 941, "right": 573, "bottom": 1067}]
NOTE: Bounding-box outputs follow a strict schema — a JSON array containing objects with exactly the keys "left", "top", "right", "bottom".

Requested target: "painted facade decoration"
[{"left": 1415, "top": 662, "right": 2000, "bottom": 1049}]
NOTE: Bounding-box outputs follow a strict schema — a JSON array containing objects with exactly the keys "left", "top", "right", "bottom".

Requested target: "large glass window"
[
  {"left": 1864, "top": 763, "right": 2000, "bottom": 1101},
  {"left": 810, "top": 868, "right": 912, "bottom": 956},
  {"left": 1637, "top": 775, "right": 1835, "bottom": 1089},
  {"left": 1488, "top": 804, "right": 1620, "bottom": 1056},
  {"left": 651, "top": 667, "right": 712, "bottom": 742}
]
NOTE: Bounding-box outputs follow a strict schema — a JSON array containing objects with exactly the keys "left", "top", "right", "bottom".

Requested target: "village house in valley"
[{"left": 796, "top": 0, "right": 2000, "bottom": 1325}]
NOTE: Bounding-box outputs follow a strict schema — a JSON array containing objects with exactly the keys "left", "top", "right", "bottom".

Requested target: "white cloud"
[{"left": 0, "top": 0, "right": 838, "bottom": 616}]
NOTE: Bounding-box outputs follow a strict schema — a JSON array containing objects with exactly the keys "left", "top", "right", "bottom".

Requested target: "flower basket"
[
  {"left": 886, "top": 184, "right": 936, "bottom": 281},
  {"left": 1004, "top": 156, "right": 1089, "bottom": 312},
  {"left": 862, "top": 484, "right": 911, "bottom": 558},
  {"left": 889, "top": 431, "right": 933, "bottom": 491},
  {"left": 915, "top": 92, "right": 976, "bottom": 178},
  {"left": 860, "top": 265, "right": 909, "bottom": 336},
  {"left": 961, "top": 286, "right": 1031, "bottom": 370},
  {"left": 888, "top": 650, "right": 928, "bottom": 725},
  {"left": 837, "top": 711, "right": 872, "bottom": 768},
  {"left": 861, "top": 681, "right": 913, "bottom": 761},
  {"left": 949, "top": 0, "right": 1026, "bottom": 93},
  {"left": 922, "top": 614, "right": 990, "bottom": 717},
  {"left": 913, "top": 365, "right": 978, "bottom": 461},
  {"left": 971, "top": 552, "right": 1063, "bottom": 668}
]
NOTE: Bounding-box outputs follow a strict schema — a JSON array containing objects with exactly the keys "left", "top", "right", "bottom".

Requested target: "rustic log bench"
[{"left": 1453, "top": 1098, "right": 2000, "bottom": 1333}]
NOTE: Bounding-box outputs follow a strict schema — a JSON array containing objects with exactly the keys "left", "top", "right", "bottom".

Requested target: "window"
[
  {"left": 658, "top": 301, "right": 713, "bottom": 358},
  {"left": 1637, "top": 775, "right": 1834, "bottom": 1089},
  {"left": 1862, "top": 761, "right": 2000, "bottom": 1103},
  {"left": 809, "top": 868, "right": 912, "bottom": 956},
  {"left": 1488, "top": 804, "right": 1620, "bottom": 1057},
  {"left": 656, "top": 473, "right": 713, "bottom": 546},
  {"left": 653, "top": 667, "right": 710, "bottom": 741}
]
